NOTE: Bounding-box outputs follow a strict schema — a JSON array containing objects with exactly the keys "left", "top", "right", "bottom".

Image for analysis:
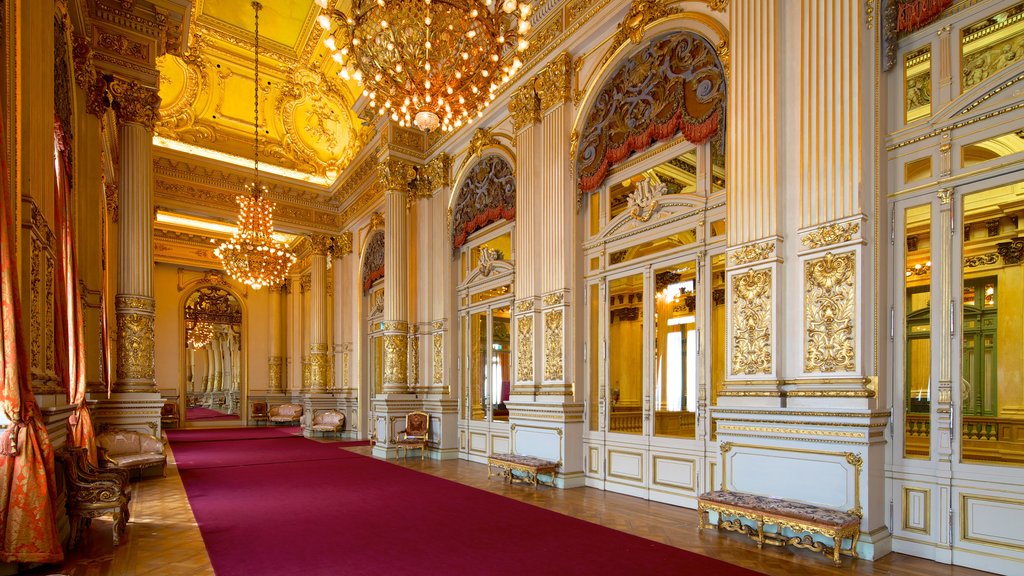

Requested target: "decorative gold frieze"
[
  {"left": 516, "top": 300, "right": 535, "bottom": 313},
  {"left": 337, "top": 231, "right": 353, "bottom": 256},
  {"left": 432, "top": 332, "right": 444, "bottom": 385},
  {"left": 108, "top": 79, "right": 160, "bottom": 130},
  {"left": 517, "top": 316, "right": 534, "bottom": 383},
  {"left": 801, "top": 222, "right": 861, "bottom": 249},
  {"left": 543, "top": 310, "right": 564, "bottom": 381},
  {"left": 380, "top": 321, "right": 409, "bottom": 332},
  {"left": 730, "top": 241, "right": 775, "bottom": 266},
  {"left": 268, "top": 356, "right": 283, "bottom": 392},
  {"left": 382, "top": 334, "right": 409, "bottom": 388},
  {"left": 804, "top": 252, "right": 856, "bottom": 373},
  {"left": 542, "top": 292, "right": 565, "bottom": 306},
  {"left": 535, "top": 52, "right": 573, "bottom": 112},
  {"left": 731, "top": 269, "right": 772, "bottom": 375}
]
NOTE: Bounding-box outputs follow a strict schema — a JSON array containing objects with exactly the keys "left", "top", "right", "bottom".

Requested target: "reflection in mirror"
[
  {"left": 184, "top": 286, "right": 243, "bottom": 422},
  {"left": 609, "top": 149, "right": 699, "bottom": 220},
  {"left": 710, "top": 254, "right": 726, "bottom": 438},
  {"left": 904, "top": 204, "right": 931, "bottom": 459},
  {"left": 491, "top": 306, "right": 511, "bottom": 421},
  {"left": 608, "top": 273, "right": 644, "bottom": 434},
  {"left": 654, "top": 260, "right": 697, "bottom": 439}
]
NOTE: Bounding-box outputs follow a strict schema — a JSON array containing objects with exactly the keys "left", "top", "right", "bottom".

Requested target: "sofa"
[
  {"left": 96, "top": 429, "right": 167, "bottom": 477},
  {"left": 269, "top": 403, "right": 303, "bottom": 425},
  {"left": 309, "top": 409, "right": 346, "bottom": 438}
]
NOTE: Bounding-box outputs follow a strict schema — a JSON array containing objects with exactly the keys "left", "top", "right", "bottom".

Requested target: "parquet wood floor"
[{"left": 35, "top": 437, "right": 996, "bottom": 576}]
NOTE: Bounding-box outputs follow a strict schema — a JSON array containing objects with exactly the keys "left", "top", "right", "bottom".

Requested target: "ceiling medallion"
[
  {"left": 316, "top": 0, "right": 532, "bottom": 133},
  {"left": 214, "top": 1, "right": 297, "bottom": 291}
]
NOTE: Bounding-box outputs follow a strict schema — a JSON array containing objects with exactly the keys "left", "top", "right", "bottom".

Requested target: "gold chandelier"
[
  {"left": 187, "top": 321, "right": 215, "bottom": 349},
  {"left": 214, "top": 1, "right": 296, "bottom": 290},
  {"left": 316, "top": 0, "right": 532, "bottom": 133}
]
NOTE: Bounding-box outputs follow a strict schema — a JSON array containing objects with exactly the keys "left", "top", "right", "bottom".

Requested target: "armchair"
[
  {"left": 309, "top": 409, "right": 346, "bottom": 439},
  {"left": 395, "top": 411, "right": 430, "bottom": 460},
  {"left": 250, "top": 401, "right": 269, "bottom": 426},
  {"left": 160, "top": 401, "right": 180, "bottom": 429},
  {"left": 59, "top": 446, "right": 131, "bottom": 547},
  {"left": 268, "top": 403, "right": 303, "bottom": 425}
]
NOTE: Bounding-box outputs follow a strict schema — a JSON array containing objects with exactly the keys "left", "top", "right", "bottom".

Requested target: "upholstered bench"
[
  {"left": 96, "top": 429, "right": 167, "bottom": 477},
  {"left": 487, "top": 453, "right": 558, "bottom": 487},
  {"left": 697, "top": 490, "right": 861, "bottom": 566},
  {"left": 269, "top": 403, "right": 303, "bottom": 425}
]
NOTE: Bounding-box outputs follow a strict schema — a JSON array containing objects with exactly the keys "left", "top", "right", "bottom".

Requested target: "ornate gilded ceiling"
[{"left": 155, "top": 0, "right": 368, "bottom": 182}]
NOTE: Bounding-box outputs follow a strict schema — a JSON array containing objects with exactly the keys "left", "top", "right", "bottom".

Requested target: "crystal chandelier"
[
  {"left": 214, "top": 1, "right": 296, "bottom": 290},
  {"left": 187, "top": 321, "right": 215, "bottom": 349},
  {"left": 315, "top": 0, "right": 532, "bottom": 133}
]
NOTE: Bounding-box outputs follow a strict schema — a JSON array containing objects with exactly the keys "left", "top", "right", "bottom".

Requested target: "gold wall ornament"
[
  {"left": 469, "top": 128, "right": 499, "bottom": 158},
  {"left": 268, "top": 356, "right": 283, "bottom": 392},
  {"left": 542, "top": 292, "right": 565, "bottom": 306},
  {"left": 308, "top": 351, "right": 331, "bottom": 391},
  {"left": 730, "top": 241, "right": 775, "bottom": 266},
  {"left": 424, "top": 153, "right": 452, "bottom": 191},
  {"left": 543, "top": 310, "right": 564, "bottom": 381},
  {"left": 115, "top": 308, "right": 156, "bottom": 383},
  {"left": 517, "top": 315, "right": 534, "bottom": 383},
  {"left": 707, "top": 0, "right": 730, "bottom": 12},
  {"left": 614, "top": 0, "right": 669, "bottom": 46},
  {"left": 936, "top": 187, "right": 952, "bottom": 204},
  {"left": 509, "top": 83, "right": 541, "bottom": 132},
  {"left": 362, "top": 231, "right": 385, "bottom": 294},
  {"left": 108, "top": 79, "right": 161, "bottom": 130},
  {"left": 804, "top": 252, "right": 856, "bottom": 373},
  {"left": 337, "top": 231, "right": 353, "bottom": 257},
  {"left": 715, "top": 41, "right": 730, "bottom": 77},
  {"left": 730, "top": 269, "right": 773, "bottom": 375},
  {"left": 382, "top": 333, "right": 409, "bottom": 388},
  {"left": 432, "top": 332, "right": 444, "bottom": 385},
  {"left": 801, "top": 222, "right": 861, "bottom": 249},
  {"left": 370, "top": 211, "right": 385, "bottom": 230},
  {"left": 535, "top": 52, "right": 573, "bottom": 112},
  {"left": 299, "top": 274, "right": 312, "bottom": 293},
  {"left": 627, "top": 175, "right": 666, "bottom": 222},
  {"left": 408, "top": 333, "right": 419, "bottom": 387},
  {"left": 309, "top": 234, "right": 333, "bottom": 256}
]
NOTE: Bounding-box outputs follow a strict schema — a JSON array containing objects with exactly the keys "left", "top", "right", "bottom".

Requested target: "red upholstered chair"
[
  {"left": 395, "top": 411, "right": 430, "bottom": 460},
  {"left": 250, "top": 401, "right": 269, "bottom": 426}
]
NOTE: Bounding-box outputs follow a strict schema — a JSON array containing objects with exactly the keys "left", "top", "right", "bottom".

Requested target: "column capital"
[
  {"left": 299, "top": 273, "right": 312, "bottom": 293},
  {"left": 109, "top": 79, "right": 161, "bottom": 130},
  {"left": 335, "top": 231, "right": 353, "bottom": 257},
  {"left": 309, "top": 234, "right": 333, "bottom": 256},
  {"left": 535, "top": 52, "right": 573, "bottom": 113},
  {"left": 370, "top": 211, "right": 385, "bottom": 231},
  {"left": 509, "top": 83, "right": 541, "bottom": 133},
  {"left": 378, "top": 157, "right": 416, "bottom": 194}
]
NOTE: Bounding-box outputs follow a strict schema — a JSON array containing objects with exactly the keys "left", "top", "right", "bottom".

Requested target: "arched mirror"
[{"left": 183, "top": 286, "right": 244, "bottom": 423}]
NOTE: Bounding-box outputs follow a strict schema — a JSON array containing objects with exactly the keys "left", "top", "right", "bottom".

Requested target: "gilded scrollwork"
[
  {"left": 362, "top": 231, "right": 385, "bottom": 293},
  {"left": 535, "top": 52, "right": 573, "bottom": 112},
  {"left": 730, "top": 241, "right": 775, "bottom": 266},
  {"left": 452, "top": 155, "right": 516, "bottom": 249},
  {"left": 804, "top": 252, "right": 856, "bottom": 373},
  {"left": 336, "top": 232, "right": 353, "bottom": 257},
  {"left": 517, "top": 316, "right": 534, "bottom": 383},
  {"left": 370, "top": 211, "right": 385, "bottom": 230},
  {"left": 543, "top": 310, "right": 564, "bottom": 381},
  {"left": 509, "top": 83, "right": 541, "bottom": 132},
  {"left": 731, "top": 269, "right": 773, "bottom": 375},
  {"left": 115, "top": 309, "right": 155, "bottom": 382},
  {"left": 382, "top": 334, "right": 409, "bottom": 388},
  {"left": 379, "top": 157, "right": 415, "bottom": 193},
  {"left": 542, "top": 292, "right": 565, "bottom": 306},
  {"left": 613, "top": 0, "right": 669, "bottom": 47},
  {"left": 433, "top": 332, "right": 444, "bottom": 385},
  {"left": 469, "top": 128, "right": 499, "bottom": 158},
  {"left": 408, "top": 333, "right": 419, "bottom": 387},
  {"left": 309, "top": 234, "right": 333, "bottom": 256},
  {"left": 801, "top": 222, "right": 861, "bottom": 249},
  {"left": 308, "top": 352, "right": 331, "bottom": 392},
  {"left": 268, "top": 356, "right": 283, "bottom": 392}
]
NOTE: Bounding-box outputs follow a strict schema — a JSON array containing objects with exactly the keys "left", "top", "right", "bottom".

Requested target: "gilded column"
[
  {"left": 307, "top": 235, "right": 332, "bottom": 392},
  {"left": 267, "top": 283, "right": 284, "bottom": 393},
  {"left": 380, "top": 158, "right": 415, "bottom": 394},
  {"left": 110, "top": 79, "right": 160, "bottom": 393}
]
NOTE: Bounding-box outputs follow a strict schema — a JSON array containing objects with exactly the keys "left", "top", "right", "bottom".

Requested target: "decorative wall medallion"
[
  {"left": 452, "top": 155, "right": 516, "bottom": 249},
  {"left": 614, "top": 0, "right": 669, "bottom": 47},
  {"left": 804, "top": 252, "right": 856, "bottom": 373},
  {"left": 730, "top": 241, "right": 775, "bottom": 266},
  {"left": 362, "top": 231, "right": 385, "bottom": 293},
  {"left": 517, "top": 316, "right": 534, "bottom": 382},
  {"left": 730, "top": 269, "right": 772, "bottom": 375},
  {"left": 801, "top": 222, "right": 861, "bottom": 249},
  {"left": 577, "top": 32, "right": 725, "bottom": 195},
  {"left": 433, "top": 332, "right": 444, "bottom": 385},
  {"left": 627, "top": 176, "right": 666, "bottom": 222},
  {"left": 544, "top": 310, "right": 564, "bottom": 381}
]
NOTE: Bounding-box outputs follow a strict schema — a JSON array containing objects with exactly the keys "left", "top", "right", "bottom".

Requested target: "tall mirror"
[{"left": 184, "top": 286, "right": 243, "bottom": 423}]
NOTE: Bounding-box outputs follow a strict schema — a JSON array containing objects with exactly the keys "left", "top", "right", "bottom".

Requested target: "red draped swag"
[
  {"left": 54, "top": 117, "right": 97, "bottom": 466},
  {"left": 0, "top": 111, "right": 64, "bottom": 563}
]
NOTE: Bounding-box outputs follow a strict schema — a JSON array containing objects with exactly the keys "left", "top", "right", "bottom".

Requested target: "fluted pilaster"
[
  {"left": 307, "top": 235, "right": 331, "bottom": 392},
  {"left": 381, "top": 158, "right": 414, "bottom": 394},
  {"left": 268, "top": 283, "right": 284, "bottom": 393}
]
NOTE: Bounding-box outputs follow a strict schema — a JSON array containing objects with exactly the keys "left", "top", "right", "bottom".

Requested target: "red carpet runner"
[{"left": 168, "top": 428, "right": 762, "bottom": 576}]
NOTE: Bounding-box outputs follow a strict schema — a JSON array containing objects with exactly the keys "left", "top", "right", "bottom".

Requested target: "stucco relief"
[
  {"left": 730, "top": 269, "right": 773, "bottom": 375},
  {"left": 804, "top": 252, "right": 856, "bottom": 373}
]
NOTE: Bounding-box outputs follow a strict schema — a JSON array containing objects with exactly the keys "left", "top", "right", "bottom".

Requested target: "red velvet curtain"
[
  {"left": 0, "top": 111, "right": 64, "bottom": 563},
  {"left": 54, "top": 117, "right": 96, "bottom": 466}
]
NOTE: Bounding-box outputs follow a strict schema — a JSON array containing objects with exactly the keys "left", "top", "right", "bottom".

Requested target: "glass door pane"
[
  {"left": 653, "top": 260, "right": 697, "bottom": 439},
  {"left": 960, "top": 185, "right": 1022, "bottom": 466},
  {"left": 470, "top": 311, "right": 488, "bottom": 421},
  {"left": 608, "top": 273, "right": 644, "bottom": 434},
  {"left": 710, "top": 254, "right": 726, "bottom": 438},
  {"left": 904, "top": 204, "right": 932, "bottom": 459},
  {"left": 589, "top": 283, "right": 601, "bottom": 431},
  {"left": 491, "top": 306, "right": 511, "bottom": 421}
]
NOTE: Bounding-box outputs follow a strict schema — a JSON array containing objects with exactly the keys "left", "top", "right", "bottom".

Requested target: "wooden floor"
[{"left": 35, "top": 436, "right": 997, "bottom": 576}]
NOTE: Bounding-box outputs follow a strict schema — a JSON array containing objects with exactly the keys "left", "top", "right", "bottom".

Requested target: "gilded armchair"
[
  {"left": 395, "top": 411, "right": 430, "bottom": 460},
  {"left": 59, "top": 446, "right": 131, "bottom": 547}
]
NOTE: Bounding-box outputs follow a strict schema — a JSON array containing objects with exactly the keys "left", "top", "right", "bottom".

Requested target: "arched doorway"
[{"left": 180, "top": 285, "right": 245, "bottom": 425}]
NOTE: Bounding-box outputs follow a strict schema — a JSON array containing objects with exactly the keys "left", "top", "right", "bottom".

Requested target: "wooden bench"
[
  {"left": 487, "top": 453, "right": 558, "bottom": 487},
  {"left": 697, "top": 490, "right": 861, "bottom": 566}
]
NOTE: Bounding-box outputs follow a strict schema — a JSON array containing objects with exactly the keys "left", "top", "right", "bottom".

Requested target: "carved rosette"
[
  {"left": 308, "top": 350, "right": 331, "bottom": 392},
  {"left": 268, "top": 356, "right": 283, "bottom": 392},
  {"left": 543, "top": 310, "right": 564, "bottom": 381},
  {"left": 730, "top": 269, "right": 773, "bottom": 375},
  {"left": 730, "top": 241, "right": 775, "bottom": 266},
  {"left": 516, "top": 315, "right": 534, "bottom": 385},
  {"left": 382, "top": 333, "right": 409, "bottom": 392},
  {"left": 432, "top": 332, "right": 444, "bottom": 385},
  {"left": 108, "top": 79, "right": 161, "bottom": 130},
  {"left": 804, "top": 252, "right": 856, "bottom": 373},
  {"left": 115, "top": 295, "right": 157, "bottom": 390}
]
